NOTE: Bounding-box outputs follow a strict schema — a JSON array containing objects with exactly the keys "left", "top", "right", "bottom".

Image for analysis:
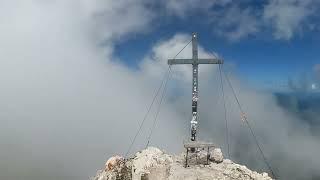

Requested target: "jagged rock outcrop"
[{"left": 92, "top": 147, "right": 272, "bottom": 180}]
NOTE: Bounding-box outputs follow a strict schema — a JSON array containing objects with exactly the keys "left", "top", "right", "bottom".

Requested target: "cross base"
[{"left": 183, "top": 141, "right": 215, "bottom": 167}]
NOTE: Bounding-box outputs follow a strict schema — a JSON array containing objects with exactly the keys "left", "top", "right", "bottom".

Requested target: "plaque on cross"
[{"left": 168, "top": 32, "right": 223, "bottom": 142}]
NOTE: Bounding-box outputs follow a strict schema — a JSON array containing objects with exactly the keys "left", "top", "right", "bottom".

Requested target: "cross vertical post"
[
  {"left": 191, "top": 32, "right": 198, "bottom": 141},
  {"left": 168, "top": 33, "right": 223, "bottom": 142}
]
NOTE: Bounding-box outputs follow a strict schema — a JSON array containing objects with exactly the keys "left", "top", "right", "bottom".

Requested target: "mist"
[
  {"left": 0, "top": 1, "right": 320, "bottom": 180},
  {"left": 0, "top": 1, "right": 185, "bottom": 179}
]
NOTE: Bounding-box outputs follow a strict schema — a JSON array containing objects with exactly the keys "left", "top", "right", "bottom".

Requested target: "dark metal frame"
[{"left": 183, "top": 141, "right": 215, "bottom": 167}]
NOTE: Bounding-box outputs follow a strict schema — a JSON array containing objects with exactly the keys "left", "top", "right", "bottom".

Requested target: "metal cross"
[{"left": 168, "top": 32, "right": 223, "bottom": 142}]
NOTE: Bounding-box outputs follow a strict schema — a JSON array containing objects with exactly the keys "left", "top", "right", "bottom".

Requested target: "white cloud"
[
  {"left": 0, "top": 1, "right": 182, "bottom": 179},
  {"left": 201, "top": 0, "right": 320, "bottom": 41},
  {"left": 212, "top": 5, "right": 260, "bottom": 41},
  {"left": 263, "top": 0, "right": 318, "bottom": 40},
  {"left": 165, "top": 0, "right": 232, "bottom": 17},
  {"left": 85, "top": 0, "right": 155, "bottom": 41},
  {"left": 80, "top": 0, "right": 319, "bottom": 42},
  {"left": 140, "top": 33, "right": 214, "bottom": 81}
]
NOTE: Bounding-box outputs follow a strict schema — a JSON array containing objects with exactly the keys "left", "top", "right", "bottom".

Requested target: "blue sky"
[{"left": 112, "top": 0, "right": 320, "bottom": 91}]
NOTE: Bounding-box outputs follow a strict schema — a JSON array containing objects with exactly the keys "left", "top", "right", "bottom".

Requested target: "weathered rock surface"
[
  {"left": 210, "top": 148, "right": 223, "bottom": 163},
  {"left": 92, "top": 147, "right": 272, "bottom": 180}
]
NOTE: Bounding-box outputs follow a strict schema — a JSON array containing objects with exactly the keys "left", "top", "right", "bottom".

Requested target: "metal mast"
[{"left": 168, "top": 32, "right": 223, "bottom": 142}]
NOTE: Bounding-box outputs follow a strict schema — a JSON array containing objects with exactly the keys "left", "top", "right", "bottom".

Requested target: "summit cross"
[{"left": 168, "top": 32, "right": 223, "bottom": 142}]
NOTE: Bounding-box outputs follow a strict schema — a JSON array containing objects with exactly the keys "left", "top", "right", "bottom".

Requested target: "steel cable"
[{"left": 125, "top": 39, "right": 192, "bottom": 157}]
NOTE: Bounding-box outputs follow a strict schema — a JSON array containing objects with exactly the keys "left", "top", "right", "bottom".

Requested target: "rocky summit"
[{"left": 92, "top": 147, "right": 272, "bottom": 180}]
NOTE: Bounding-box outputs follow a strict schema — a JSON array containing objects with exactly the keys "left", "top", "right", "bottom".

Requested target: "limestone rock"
[
  {"left": 209, "top": 148, "right": 223, "bottom": 163},
  {"left": 93, "top": 157, "right": 131, "bottom": 180},
  {"left": 105, "top": 155, "right": 124, "bottom": 171},
  {"left": 92, "top": 147, "right": 272, "bottom": 180},
  {"left": 132, "top": 147, "right": 173, "bottom": 180}
]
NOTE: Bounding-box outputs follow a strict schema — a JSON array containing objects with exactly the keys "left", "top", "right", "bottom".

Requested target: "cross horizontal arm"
[{"left": 168, "top": 58, "right": 223, "bottom": 65}]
